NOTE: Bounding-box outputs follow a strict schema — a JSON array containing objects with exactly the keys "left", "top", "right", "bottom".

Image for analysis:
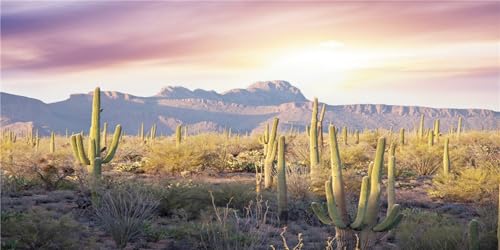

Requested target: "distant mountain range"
[{"left": 1, "top": 80, "right": 498, "bottom": 135}]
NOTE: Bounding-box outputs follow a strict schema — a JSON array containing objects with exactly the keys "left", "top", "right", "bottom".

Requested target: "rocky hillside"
[{"left": 1, "top": 81, "right": 498, "bottom": 135}]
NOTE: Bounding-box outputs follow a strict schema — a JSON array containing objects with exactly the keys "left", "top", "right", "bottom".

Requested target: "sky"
[{"left": 1, "top": 1, "right": 499, "bottom": 110}]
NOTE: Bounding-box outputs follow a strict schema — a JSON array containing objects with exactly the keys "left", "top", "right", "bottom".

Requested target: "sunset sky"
[{"left": 1, "top": 1, "right": 499, "bottom": 110}]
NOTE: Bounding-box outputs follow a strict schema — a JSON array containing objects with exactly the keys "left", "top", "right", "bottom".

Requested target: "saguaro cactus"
[
  {"left": 318, "top": 104, "right": 326, "bottom": 152},
  {"left": 139, "top": 122, "right": 145, "bottom": 142},
  {"left": 258, "top": 124, "right": 270, "bottom": 154},
  {"left": 263, "top": 118, "right": 279, "bottom": 189},
  {"left": 277, "top": 135, "right": 287, "bottom": 223},
  {"left": 399, "top": 128, "right": 405, "bottom": 146},
  {"left": 433, "top": 119, "right": 440, "bottom": 141},
  {"left": 418, "top": 114, "right": 425, "bottom": 139},
  {"left": 342, "top": 126, "right": 348, "bottom": 145},
  {"left": 428, "top": 131, "right": 434, "bottom": 147},
  {"left": 309, "top": 98, "right": 321, "bottom": 188},
  {"left": 70, "top": 87, "right": 122, "bottom": 178},
  {"left": 457, "top": 117, "right": 463, "bottom": 138},
  {"left": 311, "top": 128, "right": 402, "bottom": 250},
  {"left": 150, "top": 123, "right": 157, "bottom": 141},
  {"left": 355, "top": 130, "right": 360, "bottom": 144},
  {"left": 50, "top": 132, "right": 55, "bottom": 153},
  {"left": 468, "top": 219, "right": 480, "bottom": 250},
  {"left": 443, "top": 138, "right": 450, "bottom": 176},
  {"left": 176, "top": 125, "right": 182, "bottom": 148}
]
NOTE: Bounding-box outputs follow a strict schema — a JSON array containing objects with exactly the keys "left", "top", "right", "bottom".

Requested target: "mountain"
[{"left": 1, "top": 81, "right": 498, "bottom": 135}]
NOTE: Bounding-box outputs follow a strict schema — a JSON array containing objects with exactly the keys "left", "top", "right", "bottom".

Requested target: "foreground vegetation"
[{"left": 1, "top": 88, "right": 499, "bottom": 249}]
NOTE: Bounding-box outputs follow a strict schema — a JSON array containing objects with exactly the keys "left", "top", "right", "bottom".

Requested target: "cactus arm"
[
  {"left": 364, "top": 138, "right": 385, "bottom": 226},
  {"left": 387, "top": 155, "right": 396, "bottom": 212},
  {"left": 372, "top": 204, "right": 403, "bottom": 232},
  {"left": 311, "top": 202, "right": 333, "bottom": 225},
  {"left": 325, "top": 178, "right": 348, "bottom": 228},
  {"left": 328, "top": 125, "right": 350, "bottom": 224},
  {"left": 102, "top": 125, "right": 122, "bottom": 163},
  {"left": 76, "top": 134, "right": 90, "bottom": 165},
  {"left": 70, "top": 135, "right": 81, "bottom": 162},
  {"left": 350, "top": 176, "right": 369, "bottom": 230}
]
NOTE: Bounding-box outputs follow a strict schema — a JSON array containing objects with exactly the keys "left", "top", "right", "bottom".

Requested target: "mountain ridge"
[{"left": 1, "top": 81, "right": 498, "bottom": 135}]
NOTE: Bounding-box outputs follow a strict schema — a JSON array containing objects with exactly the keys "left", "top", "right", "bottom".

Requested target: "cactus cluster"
[
  {"left": 70, "top": 87, "right": 122, "bottom": 178},
  {"left": 311, "top": 126, "right": 402, "bottom": 249}
]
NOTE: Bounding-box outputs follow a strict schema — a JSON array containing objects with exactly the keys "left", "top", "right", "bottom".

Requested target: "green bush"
[
  {"left": 396, "top": 208, "right": 465, "bottom": 250},
  {"left": 429, "top": 167, "right": 500, "bottom": 203},
  {"left": 1, "top": 208, "right": 84, "bottom": 250}
]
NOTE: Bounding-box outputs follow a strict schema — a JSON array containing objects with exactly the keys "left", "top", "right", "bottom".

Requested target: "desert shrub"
[
  {"left": 226, "top": 150, "right": 264, "bottom": 172},
  {"left": 286, "top": 164, "right": 311, "bottom": 201},
  {"left": 339, "top": 144, "right": 371, "bottom": 169},
  {"left": 94, "top": 183, "right": 159, "bottom": 249},
  {"left": 398, "top": 144, "right": 442, "bottom": 175},
  {"left": 159, "top": 181, "right": 258, "bottom": 219},
  {"left": 429, "top": 167, "right": 500, "bottom": 203},
  {"left": 396, "top": 208, "right": 465, "bottom": 250},
  {"left": 1, "top": 208, "right": 84, "bottom": 250},
  {"left": 198, "top": 193, "right": 277, "bottom": 250}
]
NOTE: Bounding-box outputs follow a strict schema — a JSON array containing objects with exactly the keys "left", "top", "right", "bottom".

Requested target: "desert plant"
[
  {"left": 399, "top": 128, "right": 405, "bottom": 146},
  {"left": 443, "top": 138, "right": 450, "bottom": 176},
  {"left": 309, "top": 98, "right": 322, "bottom": 189},
  {"left": 468, "top": 219, "right": 480, "bottom": 250},
  {"left": 1, "top": 208, "right": 84, "bottom": 250},
  {"left": 262, "top": 118, "right": 279, "bottom": 189},
  {"left": 176, "top": 124, "right": 182, "bottom": 148},
  {"left": 199, "top": 192, "right": 274, "bottom": 250},
  {"left": 311, "top": 126, "right": 402, "bottom": 249},
  {"left": 94, "top": 184, "right": 159, "bottom": 249},
  {"left": 50, "top": 131, "right": 55, "bottom": 153},
  {"left": 457, "top": 116, "right": 463, "bottom": 138},
  {"left": 277, "top": 135, "right": 288, "bottom": 223},
  {"left": 70, "top": 87, "right": 122, "bottom": 179},
  {"left": 418, "top": 114, "right": 425, "bottom": 139}
]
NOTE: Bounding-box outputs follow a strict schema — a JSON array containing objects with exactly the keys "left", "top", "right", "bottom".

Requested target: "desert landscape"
[{"left": 1, "top": 1, "right": 499, "bottom": 250}]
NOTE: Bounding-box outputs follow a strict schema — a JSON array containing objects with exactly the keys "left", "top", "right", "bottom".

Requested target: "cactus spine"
[
  {"left": 277, "top": 135, "right": 287, "bottom": 223},
  {"left": 443, "top": 138, "right": 450, "bottom": 176},
  {"left": 70, "top": 87, "right": 122, "bottom": 178},
  {"left": 50, "top": 132, "right": 55, "bottom": 153},
  {"left": 264, "top": 118, "right": 279, "bottom": 189},
  {"left": 176, "top": 125, "right": 182, "bottom": 148},
  {"left": 311, "top": 129, "right": 402, "bottom": 249}
]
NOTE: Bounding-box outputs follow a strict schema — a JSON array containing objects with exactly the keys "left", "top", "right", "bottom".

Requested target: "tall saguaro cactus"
[
  {"left": 433, "top": 119, "right": 440, "bottom": 142},
  {"left": 418, "top": 114, "right": 425, "bottom": 139},
  {"left": 277, "top": 135, "right": 288, "bottom": 223},
  {"left": 342, "top": 126, "right": 348, "bottom": 145},
  {"left": 399, "top": 128, "right": 405, "bottom": 146},
  {"left": 443, "top": 138, "right": 450, "bottom": 176},
  {"left": 263, "top": 118, "right": 279, "bottom": 189},
  {"left": 50, "top": 132, "right": 55, "bottom": 153},
  {"left": 468, "top": 219, "right": 480, "bottom": 250},
  {"left": 176, "top": 125, "right": 182, "bottom": 148},
  {"left": 457, "top": 116, "right": 463, "bottom": 138},
  {"left": 70, "top": 87, "right": 122, "bottom": 178},
  {"left": 309, "top": 98, "right": 321, "bottom": 188},
  {"left": 311, "top": 128, "right": 402, "bottom": 250}
]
